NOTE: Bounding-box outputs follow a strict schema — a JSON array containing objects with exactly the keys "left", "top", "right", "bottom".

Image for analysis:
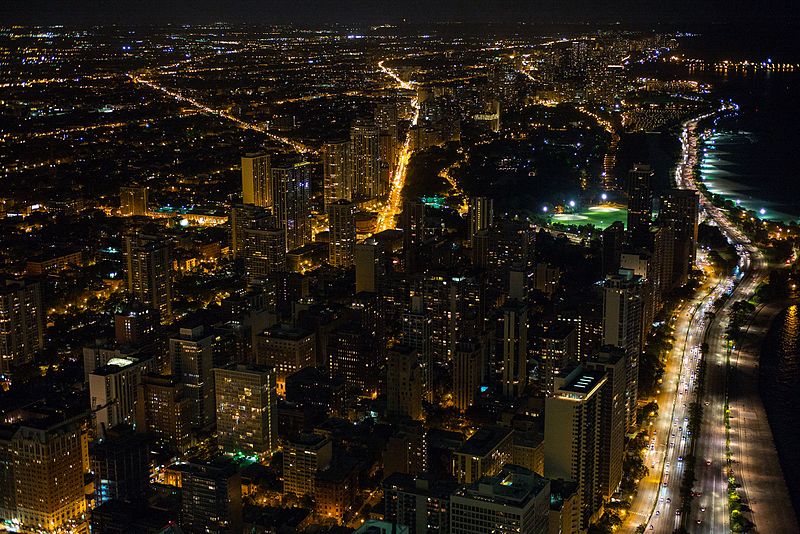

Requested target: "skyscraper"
[
  {"left": 386, "top": 344, "right": 423, "bottom": 420},
  {"left": 539, "top": 323, "right": 578, "bottom": 397},
  {"left": 89, "top": 356, "right": 148, "bottom": 435},
  {"left": 468, "top": 196, "right": 493, "bottom": 248},
  {"left": 135, "top": 373, "right": 192, "bottom": 453},
  {"left": 328, "top": 199, "right": 357, "bottom": 267},
  {"left": 350, "top": 118, "right": 381, "bottom": 200},
  {"left": 401, "top": 295, "right": 433, "bottom": 403},
  {"left": 125, "top": 233, "right": 173, "bottom": 320},
  {"left": 401, "top": 199, "right": 426, "bottom": 274},
  {"left": 283, "top": 433, "right": 332, "bottom": 498},
  {"left": 119, "top": 186, "right": 149, "bottom": 216},
  {"left": 90, "top": 425, "right": 150, "bottom": 504},
  {"left": 254, "top": 324, "right": 316, "bottom": 395},
  {"left": 241, "top": 153, "right": 272, "bottom": 208},
  {"left": 501, "top": 300, "right": 528, "bottom": 397},
  {"left": 170, "top": 326, "right": 215, "bottom": 429},
  {"left": 242, "top": 226, "right": 286, "bottom": 284},
  {"left": 625, "top": 164, "right": 654, "bottom": 249},
  {"left": 271, "top": 157, "right": 313, "bottom": 251},
  {"left": 453, "top": 338, "right": 483, "bottom": 412},
  {"left": 601, "top": 220, "right": 625, "bottom": 276},
  {"left": 327, "top": 324, "right": 379, "bottom": 397},
  {"left": 0, "top": 278, "right": 44, "bottom": 374},
  {"left": 180, "top": 459, "right": 242, "bottom": 534},
  {"left": 322, "top": 140, "right": 352, "bottom": 209},
  {"left": 229, "top": 203, "right": 274, "bottom": 259},
  {"left": 602, "top": 269, "right": 643, "bottom": 431},
  {"left": 659, "top": 189, "right": 699, "bottom": 287},
  {"left": 214, "top": 364, "right": 278, "bottom": 457},
  {"left": 545, "top": 367, "right": 607, "bottom": 531}
]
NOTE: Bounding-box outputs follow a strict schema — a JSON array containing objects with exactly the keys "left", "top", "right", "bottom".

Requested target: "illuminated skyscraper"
[
  {"left": 0, "top": 278, "right": 44, "bottom": 374},
  {"left": 119, "top": 186, "right": 149, "bottom": 216},
  {"left": 328, "top": 199, "right": 357, "bottom": 267},
  {"left": 323, "top": 140, "right": 352, "bottom": 209},
  {"left": 241, "top": 153, "right": 272, "bottom": 208},
  {"left": 214, "top": 364, "right": 278, "bottom": 457},
  {"left": 271, "top": 157, "right": 313, "bottom": 251},
  {"left": 242, "top": 226, "right": 286, "bottom": 285},
  {"left": 125, "top": 233, "right": 173, "bottom": 321},
  {"left": 350, "top": 118, "right": 381, "bottom": 200},
  {"left": 625, "top": 164, "right": 654, "bottom": 249},
  {"left": 230, "top": 203, "right": 274, "bottom": 259},
  {"left": 658, "top": 189, "right": 699, "bottom": 287}
]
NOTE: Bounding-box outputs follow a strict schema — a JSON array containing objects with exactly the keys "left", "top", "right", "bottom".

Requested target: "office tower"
[
  {"left": 271, "top": 157, "right": 313, "bottom": 251},
  {"left": 0, "top": 409, "right": 87, "bottom": 532},
  {"left": 386, "top": 344, "right": 423, "bottom": 420},
  {"left": 114, "top": 303, "right": 158, "bottom": 346},
  {"left": 354, "top": 238, "right": 386, "bottom": 293},
  {"left": 468, "top": 196, "right": 493, "bottom": 254},
  {"left": 328, "top": 199, "right": 357, "bottom": 267},
  {"left": 453, "top": 338, "right": 483, "bottom": 412},
  {"left": 625, "top": 164, "right": 654, "bottom": 249},
  {"left": 90, "top": 425, "right": 150, "bottom": 504},
  {"left": 119, "top": 185, "right": 149, "bottom": 216},
  {"left": 450, "top": 465, "right": 550, "bottom": 534},
  {"left": 501, "top": 300, "right": 528, "bottom": 398},
  {"left": 539, "top": 323, "right": 578, "bottom": 396},
  {"left": 350, "top": 118, "right": 381, "bottom": 199},
  {"left": 586, "top": 347, "right": 627, "bottom": 498},
  {"left": 243, "top": 226, "right": 286, "bottom": 284},
  {"left": 602, "top": 270, "right": 643, "bottom": 431},
  {"left": 180, "top": 459, "right": 242, "bottom": 534},
  {"left": 322, "top": 140, "right": 352, "bottom": 209},
  {"left": 383, "top": 473, "right": 458, "bottom": 534},
  {"left": 545, "top": 367, "right": 607, "bottom": 530},
  {"left": 89, "top": 356, "right": 148, "bottom": 435},
  {"left": 214, "top": 364, "right": 278, "bottom": 457},
  {"left": 452, "top": 426, "right": 514, "bottom": 484},
  {"left": 327, "top": 324, "right": 379, "bottom": 397},
  {"left": 241, "top": 152, "right": 271, "bottom": 208},
  {"left": 0, "top": 278, "right": 44, "bottom": 374},
  {"left": 230, "top": 203, "right": 274, "bottom": 259},
  {"left": 135, "top": 373, "right": 192, "bottom": 453},
  {"left": 125, "top": 233, "right": 173, "bottom": 320},
  {"left": 170, "top": 326, "right": 215, "bottom": 428},
  {"left": 401, "top": 199, "right": 426, "bottom": 273},
  {"left": 254, "top": 324, "right": 316, "bottom": 395},
  {"left": 283, "top": 433, "right": 332, "bottom": 497},
  {"left": 659, "top": 189, "right": 699, "bottom": 287},
  {"left": 601, "top": 220, "right": 625, "bottom": 276}
]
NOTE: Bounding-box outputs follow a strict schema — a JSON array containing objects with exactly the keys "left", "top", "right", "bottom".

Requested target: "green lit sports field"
[{"left": 550, "top": 204, "right": 627, "bottom": 230}]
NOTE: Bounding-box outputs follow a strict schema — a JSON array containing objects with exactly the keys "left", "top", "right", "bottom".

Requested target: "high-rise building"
[
  {"left": 180, "top": 459, "right": 242, "bottom": 534},
  {"left": 0, "top": 409, "right": 87, "bottom": 533},
  {"left": 328, "top": 199, "right": 357, "bottom": 267},
  {"left": 350, "top": 118, "right": 381, "bottom": 200},
  {"left": 602, "top": 269, "right": 643, "bottom": 431},
  {"left": 354, "top": 238, "right": 387, "bottom": 293},
  {"left": 401, "top": 200, "right": 426, "bottom": 274},
  {"left": 539, "top": 323, "right": 578, "bottom": 397},
  {"left": 322, "top": 140, "right": 352, "bottom": 209},
  {"left": 601, "top": 220, "right": 625, "bottom": 276},
  {"left": 327, "top": 324, "right": 380, "bottom": 397},
  {"left": 659, "top": 189, "right": 699, "bottom": 287},
  {"left": 452, "top": 338, "right": 483, "bottom": 412},
  {"left": 90, "top": 425, "right": 150, "bottom": 504},
  {"left": 214, "top": 364, "right": 278, "bottom": 457},
  {"left": 254, "top": 324, "right": 316, "bottom": 395},
  {"left": 625, "top": 164, "right": 654, "bottom": 249},
  {"left": 283, "top": 433, "right": 332, "bottom": 498},
  {"left": 170, "top": 326, "right": 215, "bottom": 428},
  {"left": 125, "top": 233, "right": 173, "bottom": 320},
  {"left": 114, "top": 303, "right": 159, "bottom": 347},
  {"left": 242, "top": 226, "right": 286, "bottom": 284},
  {"left": 586, "top": 346, "right": 627, "bottom": 498},
  {"left": 450, "top": 465, "right": 550, "bottom": 534},
  {"left": 230, "top": 203, "right": 274, "bottom": 259},
  {"left": 89, "top": 356, "right": 148, "bottom": 435},
  {"left": 386, "top": 344, "right": 423, "bottom": 420},
  {"left": 119, "top": 186, "right": 149, "bottom": 216},
  {"left": 0, "top": 278, "right": 44, "bottom": 374},
  {"left": 241, "top": 153, "right": 272, "bottom": 208},
  {"left": 271, "top": 157, "right": 313, "bottom": 251},
  {"left": 501, "top": 300, "right": 528, "bottom": 398},
  {"left": 401, "top": 295, "right": 433, "bottom": 403},
  {"left": 135, "top": 373, "right": 192, "bottom": 453},
  {"left": 383, "top": 473, "right": 458, "bottom": 534},
  {"left": 468, "top": 196, "right": 493, "bottom": 251},
  {"left": 545, "top": 367, "right": 607, "bottom": 530},
  {"left": 452, "top": 426, "right": 514, "bottom": 484}
]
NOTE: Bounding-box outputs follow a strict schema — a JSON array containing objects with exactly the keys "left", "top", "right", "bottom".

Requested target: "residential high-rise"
[
  {"left": 355, "top": 238, "right": 387, "bottom": 293},
  {"left": 241, "top": 153, "right": 272, "bottom": 208},
  {"left": 135, "top": 373, "right": 192, "bottom": 453},
  {"left": 125, "top": 233, "right": 173, "bottom": 320},
  {"left": 180, "top": 459, "right": 242, "bottom": 534},
  {"left": 545, "top": 367, "right": 607, "bottom": 530},
  {"left": 452, "top": 426, "right": 513, "bottom": 484},
  {"left": 625, "top": 164, "right": 653, "bottom": 249},
  {"left": 89, "top": 356, "right": 148, "bottom": 435},
  {"left": 328, "top": 199, "right": 357, "bottom": 267},
  {"left": 323, "top": 140, "right": 352, "bottom": 209},
  {"left": 401, "top": 295, "right": 433, "bottom": 402},
  {"left": 0, "top": 409, "right": 87, "bottom": 533},
  {"left": 602, "top": 269, "right": 643, "bottom": 431},
  {"left": 501, "top": 300, "right": 528, "bottom": 397},
  {"left": 401, "top": 199, "right": 426, "bottom": 274},
  {"left": 119, "top": 185, "right": 149, "bottom": 216},
  {"left": 0, "top": 278, "right": 44, "bottom": 374},
  {"left": 214, "top": 364, "right": 278, "bottom": 457},
  {"left": 283, "top": 433, "right": 332, "bottom": 497},
  {"left": 90, "top": 425, "right": 150, "bottom": 504},
  {"left": 658, "top": 189, "right": 699, "bottom": 287},
  {"left": 170, "top": 326, "right": 215, "bottom": 428},
  {"left": 586, "top": 347, "right": 627, "bottom": 498},
  {"left": 601, "top": 220, "right": 625, "bottom": 276},
  {"left": 242, "top": 226, "right": 286, "bottom": 284},
  {"left": 468, "top": 196, "right": 493, "bottom": 251},
  {"left": 254, "top": 324, "right": 316, "bottom": 395},
  {"left": 271, "top": 157, "right": 313, "bottom": 251},
  {"left": 539, "top": 323, "right": 578, "bottom": 397},
  {"left": 350, "top": 118, "right": 381, "bottom": 200},
  {"left": 386, "top": 344, "right": 423, "bottom": 420},
  {"left": 383, "top": 473, "right": 458, "bottom": 534},
  {"left": 114, "top": 303, "right": 159, "bottom": 347},
  {"left": 452, "top": 338, "right": 483, "bottom": 412},
  {"left": 230, "top": 203, "right": 274, "bottom": 258},
  {"left": 450, "top": 465, "right": 550, "bottom": 534},
  {"left": 327, "top": 323, "right": 379, "bottom": 397}
]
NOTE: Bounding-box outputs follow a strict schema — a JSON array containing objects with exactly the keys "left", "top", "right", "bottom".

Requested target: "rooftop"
[{"left": 457, "top": 426, "right": 512, "bottom": 458}]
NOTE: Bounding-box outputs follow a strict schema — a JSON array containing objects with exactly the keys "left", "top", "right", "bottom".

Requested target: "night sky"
[{"left": 1, "top": 0, "right": 799, "bottom": 26}]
